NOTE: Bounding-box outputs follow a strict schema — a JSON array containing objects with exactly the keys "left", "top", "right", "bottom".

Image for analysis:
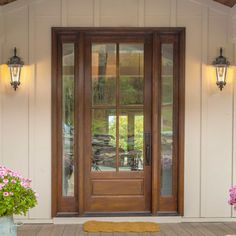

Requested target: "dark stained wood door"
[
  {"left": 52, "top": 28, "right": 185, "bottom": 217},
  {"left": 84, "top": 34, "right": 152, "bottom": 214}
]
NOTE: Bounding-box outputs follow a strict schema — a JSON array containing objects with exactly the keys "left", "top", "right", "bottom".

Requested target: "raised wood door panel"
[{"left": 84, "top": 34, "right": 152, "bottom": 213}]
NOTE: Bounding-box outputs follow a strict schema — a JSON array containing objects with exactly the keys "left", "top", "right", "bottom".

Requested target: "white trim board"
[{"left": 13, "top": 217, "right": 236, "bottom": 224}]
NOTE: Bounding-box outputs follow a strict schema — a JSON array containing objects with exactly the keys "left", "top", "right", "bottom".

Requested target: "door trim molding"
[{"left": 51, "top": 27, "right": 185, "bottom": 217}]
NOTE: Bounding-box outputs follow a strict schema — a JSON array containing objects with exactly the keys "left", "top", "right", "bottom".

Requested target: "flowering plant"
[
  {"left": 228, "top": 186, "right": 236, "bottom": 209},
  {"left": 0, "top": 165, "right": 38, "bottom": 217}
]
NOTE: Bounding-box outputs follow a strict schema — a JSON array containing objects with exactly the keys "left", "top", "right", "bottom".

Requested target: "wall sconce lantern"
[
  {"left": 7, "top": 47, "right": 24, "bottom": 91},
  {"left": 212, "top": 47, "right": 230, "bottom": 91}
]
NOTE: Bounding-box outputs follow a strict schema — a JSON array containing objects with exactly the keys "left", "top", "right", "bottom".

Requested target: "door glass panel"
[
  {"left": 62, "top": 43, "right": 75, "bottom": 197},
  {"left": 92, "top": 109, "right": 116, "bottom": 171},
  {"left": 119, "top": 110, "right": 144, "bottom": 171},
  {"left": 161, "top": 44, "right": 173, "bottom": 196},
  {"left": 91, "top": 43, "right": 145, "bottom": 173},
  {"left": 92, "top": 44, "right": 116, "bottom": 106},
  {"left": 119, "top": 44, "right": 144, "bottom": 105}
]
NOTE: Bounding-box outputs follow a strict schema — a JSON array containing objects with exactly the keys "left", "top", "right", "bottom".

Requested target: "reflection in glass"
[
  {"left": 62, "top": 43, "right": 75, "bottom": 196},
  {"left": 92, "top": 44, "right": 116, "bottom": 105},
  {"left": 119, "top": 110, "right": 144, "bottom": 171},
  {"left": 92, "top": 109, "right": 116, "bottom": 171},
  {"left": 91, "top": 43, "right": 145, "bottom": 173},
  {"left": 161, "top": 44, "right": 174, "bottom": 196},
  {"left": 119, "top": 44, "right": 144, "bottom": 105}
]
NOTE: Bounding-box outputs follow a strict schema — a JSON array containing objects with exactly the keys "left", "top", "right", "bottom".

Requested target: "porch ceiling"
[
  {"left": 0, "top": 0, "right": 16, "bottom": 5},
  {"left": 213, "top": 0, "right": 236, "bottom": 7},
  {"left": 0, "top": 0, "right": 236, "bottom": 7}
]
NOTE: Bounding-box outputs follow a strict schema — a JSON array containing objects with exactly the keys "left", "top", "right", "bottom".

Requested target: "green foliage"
[
  {"left": 0, "top": 166, "right": 38, "bottom": 217},
  {"left": 63, "top": 76, "right": 74, "bottom": 126}
]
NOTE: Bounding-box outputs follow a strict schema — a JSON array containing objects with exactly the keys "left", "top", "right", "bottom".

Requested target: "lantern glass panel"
[
  {"left": 216, "top": 66, "right": 227, "bottom": 83},
  {"left": 9, "top": 65, "right": 21, "bottom": 84}
]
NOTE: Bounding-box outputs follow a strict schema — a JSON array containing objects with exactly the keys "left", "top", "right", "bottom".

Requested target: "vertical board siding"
[
  {"left": 0, "top": 4, "right": 29, "bottom": 220},
  {"left": 67, "top": 0, "right": 94, "bottom": 27},
  {"left": 177, "top": 16, "right": 202, "bottom": 216},
  {"left": 145, "top": 0, "right": 171, "bottom": 27},
  {"left": 27, "top": 0, "right": 61, "bottom": 219},
  {"left": 233, "top": 38, "right": 236, "bottom": 217},
  {"left": 201, "top": 9, "right": 233, "bottom": 217},
  {"left": 0, "top": 7, "right": 3, "bottom": 165},
  {"left": 1, "top": 5, "right": 29, "bottom": 177},
  {"left": 0, "top": 0, "right": 235, "bottom": 219},
  {"left": 100, "top": 0, "right": 139, "bottom": 26}
]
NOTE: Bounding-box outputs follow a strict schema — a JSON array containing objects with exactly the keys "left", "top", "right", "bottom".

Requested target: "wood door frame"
[{"left": 51, "top": 27, "right": 185, "bottom": 217}]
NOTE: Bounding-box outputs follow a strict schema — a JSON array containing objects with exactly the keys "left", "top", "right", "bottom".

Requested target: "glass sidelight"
[
  {"left": 160, "top": 44, "right": 174, "bottom": 196},
  {"left": 62, "top": 43, "right": 75, "bottom": 196},
  {"left": 91, "top": 43, "right": 145, "bottom": 172}
]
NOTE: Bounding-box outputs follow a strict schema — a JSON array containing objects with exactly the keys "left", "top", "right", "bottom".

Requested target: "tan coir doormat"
[{"left": 83, "top": 221, "right": 160, "bottom": 232}]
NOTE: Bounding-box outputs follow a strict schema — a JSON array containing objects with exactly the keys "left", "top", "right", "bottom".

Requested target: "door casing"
[{"left": 51, "top": 27, "right": 185, "bottom": 217}]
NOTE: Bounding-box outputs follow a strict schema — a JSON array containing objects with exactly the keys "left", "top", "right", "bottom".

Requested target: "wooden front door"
[
  {"left": 52, "top": 28, "right": 185, "bottom": 217},
  {"left": 84, "top": 34, "right": 152, "bottom": 214}
]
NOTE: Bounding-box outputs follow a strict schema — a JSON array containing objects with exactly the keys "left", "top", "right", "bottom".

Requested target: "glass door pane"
[
  {"left": 119, "top": 110, "right": 144, "bottom": 171},
  {"left": 92, "top": 44, "right": 116, "bottom": 105},
  {"left": 91, "top": 43, "right": 144, "bottom": 172},
  {"left": 91, "top": 43, "right": 117, "bottom": 171},
  {"left": 92, "top": 109, "right": 116, "bottom": 171},
  {"left": 119, "top": 44, "right": 144, "bottom": 105}
]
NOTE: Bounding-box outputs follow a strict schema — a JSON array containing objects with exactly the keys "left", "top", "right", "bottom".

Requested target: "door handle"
[{"left": 145, "top": 133, "right": 151, "bottom": 166}]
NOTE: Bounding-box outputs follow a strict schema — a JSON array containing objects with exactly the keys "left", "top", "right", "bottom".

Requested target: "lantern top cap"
[
  {"left": 7, "top": 47, "right": 24, "bottom": 67},
  {"left": 212, "top": 47, "right": 230, "bottom": 67}
]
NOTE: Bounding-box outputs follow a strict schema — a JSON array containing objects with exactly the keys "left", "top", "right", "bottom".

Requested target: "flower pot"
[{"left": 0, "top": 216, "right": 17, "bottom": 236}]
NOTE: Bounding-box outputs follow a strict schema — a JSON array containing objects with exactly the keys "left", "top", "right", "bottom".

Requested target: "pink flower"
[
  {"left": 0, "top": 170, "right": 6, "bottom": 177},
  {"left": 0, "top": 183, "right": 5, "bottom": 190},
  {"left": 228, "top": 186, "right": 236, "bottom": 208},
  {"left": 3, "top": 192, "right": 9, "bottom": 197},
  {"left": 3, "top": 179, "right": 9, "bottom": 184},
  {"left": 11, "top": 179, "right": 16, "bottom": 184},
  {"left": 21, "top": 182, "right": 29, "bottom": 188}
]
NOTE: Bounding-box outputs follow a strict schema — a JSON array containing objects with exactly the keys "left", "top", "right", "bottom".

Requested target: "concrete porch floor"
[{"left": 17, "top": 222, "right": 236, "bottom": 236}]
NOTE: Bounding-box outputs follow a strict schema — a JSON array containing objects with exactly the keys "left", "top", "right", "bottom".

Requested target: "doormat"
[{"left": 83, "top": 221, "right": 160, "bottom": 232}]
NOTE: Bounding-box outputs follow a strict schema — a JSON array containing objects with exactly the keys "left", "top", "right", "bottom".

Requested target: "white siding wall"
[
  {"left": 0, "top": 7, "right": 3, "bottom": 171},
  {"left": 0, "top": 0, "right": 235, "bottom": 219}
]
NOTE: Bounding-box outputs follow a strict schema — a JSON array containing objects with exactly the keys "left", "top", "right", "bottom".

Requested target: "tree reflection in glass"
[
  {"left": 120, "top": 44, "right": 144, "bottom": 105},
  {"left": 92, "top": 109, "right": 116, "bottom": 171},
  {"left": 92, "top": 44, "right": 116, "bottom": 106},
  {"left": 161, "top": 44, "right": 174, "bottom": 196},
  {"left": 62, "top": 43, "right": 75, "bottom": 196},
  {"left": 91, "top": 43, "right": 144, "bottom": 172},
  {"left": 119, "top": 110, "right": 144, "bottom": 171}
]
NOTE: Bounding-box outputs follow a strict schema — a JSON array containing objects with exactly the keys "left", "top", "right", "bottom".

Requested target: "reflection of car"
[
  {"left": 92, "top": 134, "right": 143, "bottom": 171},
  {"left": 92, "top": 134, "right": 120, "bottom": 170}
]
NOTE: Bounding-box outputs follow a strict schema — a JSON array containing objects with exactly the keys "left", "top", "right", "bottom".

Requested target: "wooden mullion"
[
  {"left": 77, "top": 32, "right": 84, "bottom": 215},
  {"left": 116, "top": 43, "right": 120, "bottom": 172},
  {"left": 83, "top": 36, "right": 92, "bottom": 213},
  {"left": 51, "top": 28, "right": 59, "bottom": 217},
  {"left": 172, "top": 35, "right": 179, "bottom": 211},
  {"left": 178, "top": 29, "right": 185, "bottom": 216}
]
